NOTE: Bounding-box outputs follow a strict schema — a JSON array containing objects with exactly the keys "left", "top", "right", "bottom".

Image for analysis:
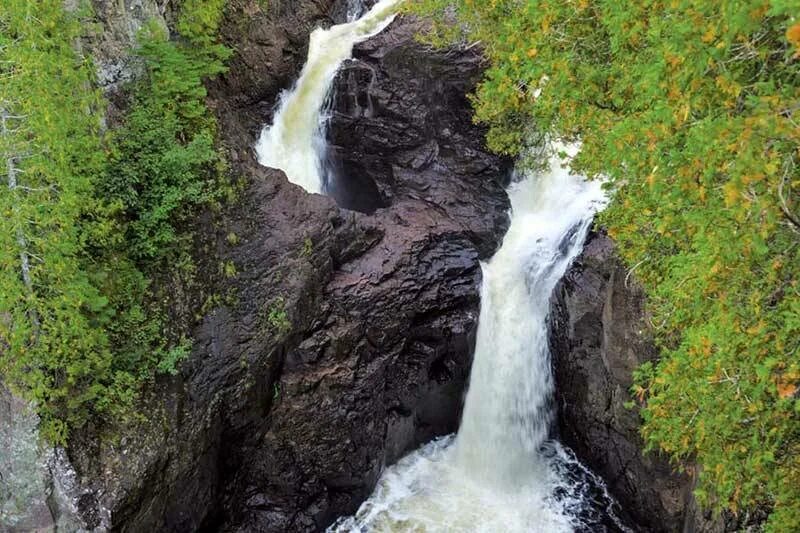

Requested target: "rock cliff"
[
  {"left": 55, "top": 3, "right": 511, "bottom": 531},
  {"left": 550, "top": 232, "right": 762, "bottom": 533},
  {"left": 550, "top": 231, "right": 690, "bottom": 532}
]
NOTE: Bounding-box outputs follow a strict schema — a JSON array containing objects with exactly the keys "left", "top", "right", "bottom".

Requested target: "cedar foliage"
[
  {"left": 0, "top": 0, "right": 229, "bottom": 443},
  {"left": 409, "top": 0, "right": 800, "bottom": 529}
]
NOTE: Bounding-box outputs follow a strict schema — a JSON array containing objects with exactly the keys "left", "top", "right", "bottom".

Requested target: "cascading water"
[
  {"left": 255, "top": 0, "right": 400, "bottom": 194},
  {"left": 345, "top": 0, "right": 370, "bottom": 21},
  {"left": 455, "top": 146, "right": 604, "bottom": 488},
  {"left": 256, "top": 2, "right": 627, "bottom": 529},
  {"left": 331, "top": 148, "right": 627, "bottom": 532}
]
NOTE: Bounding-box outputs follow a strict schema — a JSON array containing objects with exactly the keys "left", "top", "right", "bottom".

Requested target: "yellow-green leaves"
[
  {"left": 411, "top": 0, "right": 800, "bottom": 529},
  {"left": 0, "top": 0, "right": 110, "bottom": 442},
  {"left": 0, "top": 0, "right": 230, "bottom": 443}
]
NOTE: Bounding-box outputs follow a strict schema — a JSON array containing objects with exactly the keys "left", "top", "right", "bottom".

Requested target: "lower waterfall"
[{"left": 332, "top": 147, "right": 629, "bottom": 532}]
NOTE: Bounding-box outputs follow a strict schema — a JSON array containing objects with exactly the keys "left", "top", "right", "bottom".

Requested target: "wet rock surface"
[
  {"left": 550, "top": 231, "right": 689, "bottom": 532},
  {"left": 325, "top": 18, "right": 511, "bottom": 240},
  {"left": 60, "top": 4, "right": 511, "bottom": 532},
  {"left": 212, "top": 13, "right": 511, "bottom": 532},
  {"left": 550, "top": 231, "right": 753, "bottom": 533}
]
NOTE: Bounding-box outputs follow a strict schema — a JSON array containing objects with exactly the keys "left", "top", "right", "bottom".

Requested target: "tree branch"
[
  {"left": 778, "top": 157, "right": 800, "bottom": 233},
  {"left": 2, "top": 107, "right": 40, "bottom": 334}
]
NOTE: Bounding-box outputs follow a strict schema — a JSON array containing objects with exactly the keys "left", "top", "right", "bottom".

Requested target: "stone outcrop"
[
  {"left": 217, "top": 17, "right": 510, "bottom": 531},
  {"left": 550, "top": 231, "right": 764, "bottom": 533},
  {"left": 325, "top": 17, "right": 510, "bottom": 238},
  {"left": 0, "top": 386, "right": 53, "bottom": 532},
  {"left": 550, "top": 231, "right": 690, "bottom": 532},
  {"left": 84, "top": 0, "right": 173, "bottom": 121},
  {"left": 51, "top": 3, "right": 511, "bottom": 532},
  {"left": 204, "top": 10, "right": 511, "bottom": 531}
]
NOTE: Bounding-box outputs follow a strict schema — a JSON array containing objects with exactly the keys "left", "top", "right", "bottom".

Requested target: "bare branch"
[
  {"left": 625, "top": 257, "right": 648, "bottom": 289},
  {"left": 15, "top": 185, "right": 55, "bottom": 193}
]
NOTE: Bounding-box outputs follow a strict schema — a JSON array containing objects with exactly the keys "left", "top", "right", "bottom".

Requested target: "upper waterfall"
[{"left": 255, "top": 0, "right": 400, "bottom": 194}]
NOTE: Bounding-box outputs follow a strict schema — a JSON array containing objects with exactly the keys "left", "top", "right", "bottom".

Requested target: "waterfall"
[
  {"left": 255, "top": 0, "right": 400, "bottom": 194},
  {"left": 454, "top": 146, "right": 604, "bottom": 485},
  {"left": 254, "top": 2, "right": 628, "bottom": 529},
  {"left": 345, "top": 0, "right": 369, "bottom": 21},
  {"left": 331, "top": 148, "right": 626, "bottom": 532}
]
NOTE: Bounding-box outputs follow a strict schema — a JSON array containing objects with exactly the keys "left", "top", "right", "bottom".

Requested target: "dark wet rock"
[
  {"left": 550, "top": 230, "right": 689, "bottom": 532},
  {"left": 208, "top": 0, "right": 340, "bottom": 131},
  {"left": 211, "top": 13, "right": 512, "bottom": 532},
  {"left": 222, "top": 203, "right": 490, "bottom": 532},
  {"left": 550, "top": 231, "right": 758, "bottom": 533},
  {"left": 326, "top": 18, "right": 512, "bottom": 251},
  {"left": 57, "top": 5, "right": 511, "bottom": 532}
]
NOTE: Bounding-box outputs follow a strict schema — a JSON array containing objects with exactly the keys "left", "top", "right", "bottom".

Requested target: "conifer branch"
[
  {"left": 2, "top": 106, "right": 40, "bottom": 335},
  {"left": 778, "top": 157, "right": 800, "bottom": 233}
]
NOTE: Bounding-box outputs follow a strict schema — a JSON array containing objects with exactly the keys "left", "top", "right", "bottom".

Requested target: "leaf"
[
  {"left": 786, "top": 22, "right": 800, "bottom": 55},
  {"left": 777, "top": 379, "right": 797, "bottom": 400}
]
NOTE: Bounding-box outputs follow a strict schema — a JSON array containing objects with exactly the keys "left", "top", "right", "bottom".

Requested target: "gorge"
[
  {"left": 1, "top": 1, "right": 780, "bottom": 532},
  {"left": 331, "top": 145, "right": 622, "bottom": 532},
  {"left": 254, "top": 11, "right": 629, "bottom": 528}
]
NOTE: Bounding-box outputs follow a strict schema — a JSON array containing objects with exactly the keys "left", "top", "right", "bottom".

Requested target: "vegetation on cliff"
[
  {"left": 410, "top": 0, "right": 800, "bottom": 529},
  {"left": 0, "top": 0, "right": 229, "bottom": 442}
]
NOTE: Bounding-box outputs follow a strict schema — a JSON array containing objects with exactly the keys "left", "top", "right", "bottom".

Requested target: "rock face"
[
  {"left": 550, "top": 231, "right": 690, "bottom": 532},
  {"left": 56, "top": 3, "right": 511, "bottom": 532},
  {"left": 550, "top": 231, "right": 760, "bottom": 533},
  {"left": 325, "top": 17, "right": 510, "bottom": 238},
  {"left": 207, "top": 12, "right": 511, "bottom": 531},
  {"left": 0, "top": 386, "right": 53, "bottom": 531},
  {"left": 85, "top": 0, "right": 172, "bottom": 119}
]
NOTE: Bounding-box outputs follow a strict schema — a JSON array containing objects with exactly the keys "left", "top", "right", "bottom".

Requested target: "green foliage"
[
  {"left": 411, "top": 0, "right": 800, "bottom": 529},
  {"left": 103, "top": 21, "right": 229, "bottom": 261},
  {"left": 220, "top": 260, "right": 238, "bottom": 278},
  {"left": 157, "top": 339, "right": 191, "bottom": 376},
  {"left": 1, "top": 0, "right": 114, "bottom": 442},
  {"left": 302, "top": 236, "right": 313, "bottom": 257},
  {"left": 177, "top": 0, "right": 228, "bottom": 49},
  {"left": 265, "top": 297, "right": 291, "bottom": 334},
  {"left": 0, "top": 0, "right": 230, "bottom": 443}
]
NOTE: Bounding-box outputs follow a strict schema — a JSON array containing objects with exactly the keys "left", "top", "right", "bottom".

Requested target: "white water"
[
  {"left": 255, "top": 0, "right": 400, "bottom": 193},
  {"left": 346, "top": 0, "right": 370, "bottom": 20},
  {"left": 331, "top": 148, "right": 611, "bottom": 532},
  {"left": 256, "top": 2, "right": 621, "bottom": 529}
]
